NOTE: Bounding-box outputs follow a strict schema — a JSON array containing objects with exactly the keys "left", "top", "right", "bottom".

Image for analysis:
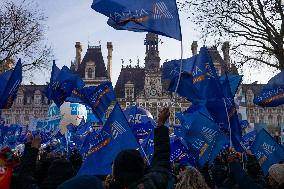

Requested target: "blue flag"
[
  {"left": 92, "top": 0, "right": 182, "bottom": 41},
  {"left": 81, "top": 82, "right": 116, "bottom": 123},
  {"left": 45, "top": 61, "right": 60, "bottom": 100},
  {"left": 191, "top": 47, "right": 223, "bottom": 100},
  {"left": 77, "top": 103, "right": 139, "bottom": 176},
  {"left": 206, "top": 72, "right": 243, "bottom": 152},
  {"left": 140, "top": 130, "right": 154, "bottom": 162},
  {"left": 170, "top": 136, "right": 195, "bottom": 166},
  {"left": 162, "top": 56, "right": 197, "bottom": 80},
  {"left": 0, "top": 59, "right": 22, "bottom": 109},
  {"left": 168, "top": 73, "right": 201, "bottom": 102},
  {"left": 254, "top": 70, "right": 284, "bottom": 107},
  {"left": 240, "top": 120, "right": 249, "bottom": 130},
  {"left": 3, "top": 124, "right": 22, "bottom": 148},
  {"left": 219, "top": 74, "right": 243, "bottom": 97},
  {"left": 168, "top": 47, "right": 223, "bottom": 101},
  {"left": 240, "top": 130, "right": 256, "bottom": 150},
  {"left": 182, "top": 112, "right": 228, "bottom": 167},
  {"left": 250, "top": 129, "right": 284, "bottom": 175},
  {"left": 124, "top": 106, "right": 155, "bottom": 143},
  {"left": 45, "top": 62, "right": 84, "bottom": 107}
]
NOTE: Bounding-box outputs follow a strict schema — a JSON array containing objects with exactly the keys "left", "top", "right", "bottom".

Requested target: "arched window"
[{"left": 87, "top": 68, "right": 93, "bottom": 78}]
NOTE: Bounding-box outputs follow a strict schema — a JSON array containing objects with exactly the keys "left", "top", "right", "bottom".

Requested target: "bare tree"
[
  {"left": 0, "top": 0, "right": 53, "bottom": 72},
  {"left": 180, "top": 0, "right": 284, "bottom": 70}
]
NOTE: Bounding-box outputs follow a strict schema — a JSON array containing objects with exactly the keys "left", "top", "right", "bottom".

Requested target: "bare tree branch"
[
  {"left": 0, "top": 0, "right": 53, "bottom": 73},
  {"left": 180, "top": 0, "right": 284, "bottom": 70}
]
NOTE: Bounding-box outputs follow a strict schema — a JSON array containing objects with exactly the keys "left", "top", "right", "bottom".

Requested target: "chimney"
[
  {"left": 222, "top": 41, "right": 230, "bottom": 68},
  {"left": 107, "top": 42, "right": 113, "bottom": 81},
  {"left": 75, "top": 42, "right": 82, "bottom": 71},
  {"left": 191, "top": 41, "right": 198, "bottom": 55}
]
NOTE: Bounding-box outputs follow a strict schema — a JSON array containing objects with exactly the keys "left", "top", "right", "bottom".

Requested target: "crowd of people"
[{"left": 1, "top": 108, "right": 283, "bottom": 189}]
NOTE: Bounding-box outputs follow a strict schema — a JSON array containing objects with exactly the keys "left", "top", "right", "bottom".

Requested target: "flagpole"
[
  {"left": 140, "top": 145, "right": 150, "bottom": 166},
  {"left": 223, "top": 98, "right": 233, "bottom": 148},
  {"left": 174, "top": 40, "right": 184, "bottom": 93}
]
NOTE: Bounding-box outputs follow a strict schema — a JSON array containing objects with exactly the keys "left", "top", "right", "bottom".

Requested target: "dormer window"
[
  {"left": 85, "top": 61, "right": 96, "bottom": 79},
  {"left": 34, "top": 90, "right": 42, "bottom": 105},
  {"left": 87, "top": 68, "right": 93, "bottom": 78}
]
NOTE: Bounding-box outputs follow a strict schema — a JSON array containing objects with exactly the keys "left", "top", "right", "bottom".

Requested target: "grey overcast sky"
[{"left": 16, "top": 0, "right": 275, "bottom": 85}]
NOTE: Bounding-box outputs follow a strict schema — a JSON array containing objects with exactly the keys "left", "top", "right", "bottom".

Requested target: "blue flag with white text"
[
  {"left": 254, "top": 70, "right": 284, "bottom": 107},
  {"left": 0, "top": 59, "right": 22, "bottom": 109},
  {"left": 45, "top": 62, "right": 84, "bottom": 107},
  {"left": 82, "top": 82, "right": 116, "bottom": 123},
  {"left": 124, "top": 106, "right": 155, "bottom": 143},
  {"left": 250, "top": 129, "right": 284, "bottom": 175},
  {"left": 162, "top": 56, "right": 197, "bottom": 80},
  {"left": 170, "top": 136, "right": 195, "bottom": 166},
  {"left": 91, "top": 0, "right": 182, "bottom": 41},
  {"left": 182, "top": 112, "right": 228, "bottom": 167},
  {"left": 77, "top": 103, "right": 139, "bottom": 176},
  {"left": 240, "top": 130, "right": 256, "bottom": 150}
]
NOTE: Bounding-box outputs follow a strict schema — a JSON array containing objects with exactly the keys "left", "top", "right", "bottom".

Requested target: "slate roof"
[
  {"left": 17, "top": 85, "right": 51, "bottom": 105},
  {"left": 114, "top": 66, "right": 145, "bottom": 98},
  {"left": 74, "top": 46, "right": 108, "bottom": 79}
]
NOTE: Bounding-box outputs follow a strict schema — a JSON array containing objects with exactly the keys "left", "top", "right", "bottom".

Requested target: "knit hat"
[
  {"left": 113, "top": 149, "right": 145, "bottom": 187},
  {"left": 268, "top": 164, "right": 284, "bottom": 185}
]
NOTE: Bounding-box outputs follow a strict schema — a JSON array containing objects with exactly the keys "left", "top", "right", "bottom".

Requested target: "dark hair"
[{"left": 113, "top": 149, "right": 145, "bottom": 187}]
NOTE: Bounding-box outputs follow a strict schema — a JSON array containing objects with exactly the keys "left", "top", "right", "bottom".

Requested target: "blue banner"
[
  {"left": 82, "top": 82, "right": 116, "bottom": 123},
  {"left": 77, "top": 103, "right": 139, "bottom": 176},
  {"left": 219, "top": 74, "right": 243, "bottom": 97},
  {"left": 182, "top": 111, "right": 228, "bottom": 167},
  {"left": 30, "top": 115, "right": 62, "bottom": 136},
  {"left": 240, "top": 130, "right": 256, "bottom": 150},
  {"left": 254, "top": 70, "right": 284, "bottom": 107},
  {"left": 124, "top": 106, "right": 155, "bottom": 143},
  {"left": 250, "top": 129, "right": 284, "bottom": 175},
  {"left": 45, "top": 61, "right": 84, "bottom": 107},
  {"left": 92, "top": 0, "right": 182, "bottom": 41},
  {"left": 0, "top": 59, "right": 22, "bottom": 109},
  {"left": 162, "top": 56, "right": 197, "bottom": 80},
  {"left": 170, "top": 136, "right": 195, "bottom": 166}
]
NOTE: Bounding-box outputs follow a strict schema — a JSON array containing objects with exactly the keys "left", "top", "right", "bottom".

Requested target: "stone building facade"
[
  {"left": 241, "top": 84, "right": 283, "bottom": 135},
  {"left": 113, "top": 33, "right": 236, "bottom": 125},
  {"left": 1, "top": 33, "right": 283, "bottom": 137},
  {"left": 0, "top": 42, "right": 112, "bottom": 125}
]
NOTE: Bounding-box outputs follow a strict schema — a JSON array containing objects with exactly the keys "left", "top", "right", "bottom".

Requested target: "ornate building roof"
[
  {"left": 114, "top": 66, "right": 145, "bottom": 98},
  {"left": 71, "top": 45, "right": 108, "bottom": 79},
  {"left": 16, "top": 85, "right": 50, "bottom": 105}
]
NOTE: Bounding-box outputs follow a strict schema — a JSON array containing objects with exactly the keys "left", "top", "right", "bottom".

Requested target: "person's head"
[
  {"left": 267, "top": 163, "right": 284, "bottom": 187},
  {"left": 246, "top": 155, "right": 263, "bottom": 177},
  {"left": 42, "top": 159, "right": 74, "bottom": 189},
  {"left": 175, "top": 166, "right": 210, "bottom": 189},
  {"left": 112, "top": 149, "right": 145, "bottom": 187}
]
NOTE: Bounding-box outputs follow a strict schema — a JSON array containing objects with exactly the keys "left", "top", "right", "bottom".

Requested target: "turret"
[{"left": 107, "top": 42, "right": 113, "bottom": 81}]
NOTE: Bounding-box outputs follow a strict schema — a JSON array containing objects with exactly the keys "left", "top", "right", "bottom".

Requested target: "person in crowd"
[
  {"left": 11, "top": 133, "right": 74, "bottom": 189},
  {"left": 175, "top": 166, "right": 210, "bottom": 189},
  {"left": 110, "top": 107, "right": 170, "bottom": 189},
  {"left": 228, "top": 149, "right": 284, "bottom": 189},
  {"left": 267, "top": 163, "right": 284, "bottom": 189},
  {"left": 58, "top": 107, "right": 171, "bottom": 189}
]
